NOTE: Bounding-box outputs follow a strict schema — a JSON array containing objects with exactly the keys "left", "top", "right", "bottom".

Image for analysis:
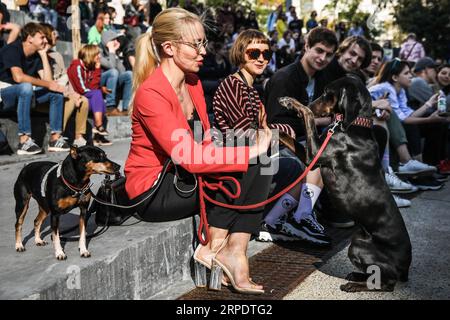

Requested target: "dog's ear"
[
  {"left": 70, "top": 145, "right": 79, "bottom": 159},
  {"left": 338, "top": 87, "right": 358, "bottom": 125}
]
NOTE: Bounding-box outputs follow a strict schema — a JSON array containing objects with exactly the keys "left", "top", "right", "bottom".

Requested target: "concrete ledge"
[
  {"left": 1, "top": 214, "right": 196, "bottom": 300},
  {"left": 0, "top": 115, "right": 131, "bottom": 154}
]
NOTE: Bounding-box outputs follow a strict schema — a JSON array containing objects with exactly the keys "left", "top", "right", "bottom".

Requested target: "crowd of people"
[{"left": 1, "top": 1, "right": 450, "bottom": 295}]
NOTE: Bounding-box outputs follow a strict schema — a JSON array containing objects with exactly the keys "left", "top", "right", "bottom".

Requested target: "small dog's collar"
[{"left": 58, "top": 163, "right": 91, "bottom": 198}]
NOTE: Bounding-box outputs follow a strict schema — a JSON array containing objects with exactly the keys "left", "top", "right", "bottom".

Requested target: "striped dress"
[{"left": 213, "top": 75, "right": 296, "bottom": 141}]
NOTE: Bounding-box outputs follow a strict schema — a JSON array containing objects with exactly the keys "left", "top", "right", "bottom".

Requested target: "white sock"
[
  {"left": 293, "top": 183, "right": 322, "bottom": 222},
  {"left": 264, "top": 193, "right": 298, "bottom": 227}
]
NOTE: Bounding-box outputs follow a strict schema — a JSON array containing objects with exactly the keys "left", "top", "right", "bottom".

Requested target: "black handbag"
[
  {"left": 93, "top": 174, "right": 135, "bottom": 226},
  {"left": 92, "top": 159, "right": 176, "bottom": 226}
]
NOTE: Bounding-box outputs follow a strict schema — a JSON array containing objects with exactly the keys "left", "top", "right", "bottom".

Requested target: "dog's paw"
[
  {"left": 55, "top": 251, "right": 67, "bottom": 261},
  {"left": 35, "top": 239, "right": 48, "bottom": 246},
  {"left": 345, "top": 272, "right": 370, "bottom": 282},
  {"left": 79, "top": 250, "right": 91, "bottom": 258},
  {"left": 15, "top": 243, "right": 26, "bottom": 252},
  {"left": 340, "top": 282, "right": 365, "bottom": 292}
]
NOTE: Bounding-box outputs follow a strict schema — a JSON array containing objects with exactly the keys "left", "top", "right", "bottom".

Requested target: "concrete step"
[{"left": 0, "top": 140, "right": 271, "bottom": 299}]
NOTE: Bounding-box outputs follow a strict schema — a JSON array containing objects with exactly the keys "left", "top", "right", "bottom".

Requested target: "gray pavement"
[{"left": 285, "top": 185, "right": 450, "bottom": 300}]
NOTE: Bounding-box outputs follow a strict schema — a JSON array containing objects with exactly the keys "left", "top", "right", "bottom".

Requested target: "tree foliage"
[{"left": 394, "top": 0, "right": 450, "bottom": 59}]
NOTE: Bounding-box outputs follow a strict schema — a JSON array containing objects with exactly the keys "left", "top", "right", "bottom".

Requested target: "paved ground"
[
  {"left": 1, "top": 139, "right": 449, "bottom": 299},
  {"left": 285, "top": 185, "right": 450, "bottom": 300}
]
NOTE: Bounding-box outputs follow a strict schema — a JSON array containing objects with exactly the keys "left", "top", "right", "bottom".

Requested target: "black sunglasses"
[{"left": 245, "top": 48, "right": 272, "bottom": 62}]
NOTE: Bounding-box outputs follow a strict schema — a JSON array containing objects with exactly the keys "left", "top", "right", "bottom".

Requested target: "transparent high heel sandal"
[
  {"left": 193, "top": 237, "right": 230, "bottom": 287},
  {"left": 209, "top": 254, "right": 264, "bottom": 295}
]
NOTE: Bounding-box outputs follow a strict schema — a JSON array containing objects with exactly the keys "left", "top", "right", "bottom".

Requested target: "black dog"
[
  {"left": 279, "top": 75, "right": 412, "bottom": 292},
  {"left": 14, "top": 145, "right": 120, "bottom": 260}
]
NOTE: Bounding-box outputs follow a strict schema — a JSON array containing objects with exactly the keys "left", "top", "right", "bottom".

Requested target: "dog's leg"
[
  {"left": 340, "top": 280, "right": 396, "bottom": 292},
  {"left": 295, "top": 104, "right": 321, "bottom": 163},
  {"left": 34, "top": 206, "right": 49, "bottom": 246},
  {"left": 14, "top": 193, "right": 31, "bottom": 252},
  {"left": 345, "top": 272, "right": 371, "bottom": 282},
  {"left": 78, "top": 207, "right": 91, "bottom": 258},
  {"left": 51, "top": 215, "right": 66, "bottom": 260}
]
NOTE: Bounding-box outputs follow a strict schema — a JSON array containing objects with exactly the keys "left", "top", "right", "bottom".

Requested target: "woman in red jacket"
[
  {"left": 125, "top": 8, "right": 272, "bottom": 294},
  {"left": 67, "top": 44, "right": 111, "bottom": 145}
]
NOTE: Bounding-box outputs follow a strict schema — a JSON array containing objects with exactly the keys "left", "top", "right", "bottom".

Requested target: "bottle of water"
[{"left": 438, "top": 90, "right": 447, "bottom": 114}]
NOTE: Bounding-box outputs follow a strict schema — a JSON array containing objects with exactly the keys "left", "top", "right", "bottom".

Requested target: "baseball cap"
[
  {"left": 414, "top": 57, "right": 439, "bottom": 73},
  {"left": 101, "top": 30, "right": 121, "bottom": 45}
]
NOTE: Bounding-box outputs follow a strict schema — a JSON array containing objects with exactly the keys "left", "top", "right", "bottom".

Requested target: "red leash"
[{"left": 196, "top": 128, "right": 337, "bottom": 245}]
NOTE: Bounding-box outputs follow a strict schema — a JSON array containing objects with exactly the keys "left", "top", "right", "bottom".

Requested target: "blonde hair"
[
  {"left": 229, "top": 29, "right": 269, "bottom": 67},
  {"left": 78, "top": 44, "right": 100, "bottom": 70},
  {"left": 129, "top": 8, "right": 203, "bottom": 114}
]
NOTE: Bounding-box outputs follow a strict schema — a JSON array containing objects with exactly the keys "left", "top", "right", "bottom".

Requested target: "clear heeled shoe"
[
  {"left": 208, "top": 251, "right": 264, "bottom": 295},
  {"left": 193, "top": 237, "right": 230, "bottom": 287}
]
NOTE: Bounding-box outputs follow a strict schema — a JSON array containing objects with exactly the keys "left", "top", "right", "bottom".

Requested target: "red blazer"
[{"left": 124, "top": 67, "right": 249, "bottom": 199}]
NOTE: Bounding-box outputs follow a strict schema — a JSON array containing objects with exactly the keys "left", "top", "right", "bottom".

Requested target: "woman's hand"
[
  {"left": 429, "top": 110, "right": 450, "bottom": 123},
  {"left": 249, "top": 124, "right": 272, "bottom": 160},
  {"left": 259, "top": 104, "right": 268, "bottom": 129},
  {"left": 424, "top": 93, "right": 439, "bottom": 109}
]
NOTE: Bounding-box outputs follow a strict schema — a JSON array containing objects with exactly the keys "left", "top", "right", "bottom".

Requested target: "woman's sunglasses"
[{"left": 245, "top": 48, "right": 272, "bottom": 62}]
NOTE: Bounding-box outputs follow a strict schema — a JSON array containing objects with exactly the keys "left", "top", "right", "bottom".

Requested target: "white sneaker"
[
  {"left": 397, "top": 160, "right": 436, "bottom": 175},
  {"left": 393, "top": 195, "right": 411, "bottom": 208},
  {"left": 385, "top": 167, "right": 418, "bottom": 194},
  {"left": 73, "top": 136, "right": 87, "bottom": 147}
]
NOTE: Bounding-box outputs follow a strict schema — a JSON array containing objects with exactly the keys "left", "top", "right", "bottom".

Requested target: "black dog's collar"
[{"left": 334, "top": 113, "right": 373, "bottom": 129}]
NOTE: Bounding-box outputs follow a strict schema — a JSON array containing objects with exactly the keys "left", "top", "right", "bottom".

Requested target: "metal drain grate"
[{"left": 179, "top": 227, "right": 355, "bottom": 300}]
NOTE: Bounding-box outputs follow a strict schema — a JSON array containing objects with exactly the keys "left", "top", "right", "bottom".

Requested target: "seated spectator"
[
  {"left": 41, "top": 23, "right": 89, "bottom": 147},
  {"left": 246, "top": 10, "right": 259, "bottom": 30},
  {"left": 275, "top": 13, "right": 287, "bottom": 38},
  {"left": 33, "top": 0, "right": 58, "bottom": 27},
  {"left": 400, "top": 33, "right": 425, "bottom": 63},
  {"left": 347, "top": 21, "right": 364, "bottom": 37},
  {"left": 68, "top": 44, "right": 112, "bottom": 147},
  {"left": 288, "top": 12, "right": 303, "bottom": 34},
  {"left": 233, "top": 9, "right": 246, "bottom": 31},
  {"left": 0, "top": 23, "right": 21, "bottom": 49},
  {"left": 213, "top": 29, "right": 331, "bottom": 245},
  {"left": 335, "top": 21, "right": 347, "bottom": 43},
  {"left": 124, "top": 0, "right": 148, "bottom": 33},
  {"left": 88, "top": 12, "right": 105, "bottom": 45},
  {"left": 306, "top": 11, "right": 318, "bottom": 32},
  {"left": 0, "top": 2, "right": 20, "bottom": 48},
  {"left": 148, "top": 0, "right": 163, "bottom": 25},
  {"left": 436, "top": 64, "right": 450, "bottom": 174},
  {"left": 285, "top": 5, "right": 296, "bottom": 24},
  {"left": 99, "top": 30, "right": 133, "bottom": 116},
  {"left": 408, "top": 57, "right": 449, "bottom": 167},
  {"left": 278, "top": 30, "right": 295, "bottom": 56},
  {"left": 0, "top": 23, "right": 68, "bottom": 155},
  {"left": 364, "top": 42, "right": 384, "bottom": 87},
  {"left": 369, "top": 59, "right": 446, "bottom": 189}
]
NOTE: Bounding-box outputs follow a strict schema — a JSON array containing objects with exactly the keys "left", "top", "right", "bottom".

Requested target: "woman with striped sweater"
[{"left": 213, "top": 29, "right": 330, "bottom": 245}]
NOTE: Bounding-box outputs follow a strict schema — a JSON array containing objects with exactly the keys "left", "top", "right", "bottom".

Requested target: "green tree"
[
  {"left": 324, "top": 0, "right": 382, "bottom": 39},
  {"left": 394, "top": 0, "right": 450, "bottom": 59}
]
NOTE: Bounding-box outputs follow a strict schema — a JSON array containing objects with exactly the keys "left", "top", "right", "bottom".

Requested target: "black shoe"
[
  {"left": 432, "top": 172, "right": 448, "bottom": 183},
  {"left": 257, "top": 223, "right": 299, "bottom": 242},
  {"left": 17, "top": 138, "right": 42, "bottom": 155},
  {"left": 93, "top": 134, "right": 113, "bottom": 146},
  {"left": 282, "top": 214, "right": 331, "bottom": 246},
  {"left": 410, "top": 176, "right": 443, "bottom": 191},
  {"left": 92, "top": 126, "right": 109, "bottom": 136}
]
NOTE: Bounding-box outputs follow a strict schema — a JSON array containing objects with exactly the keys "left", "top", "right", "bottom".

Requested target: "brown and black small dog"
[
  {"left": 279, "top": 75, "right": 412, "bottom": 292},
  {"left": 14, "top": 145, "right": 120, "bottom": 260}
]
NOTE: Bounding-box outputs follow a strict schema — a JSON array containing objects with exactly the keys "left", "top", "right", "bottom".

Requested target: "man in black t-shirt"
[{"left": 0, "top": 22, "right": 68, "bottom": 155}]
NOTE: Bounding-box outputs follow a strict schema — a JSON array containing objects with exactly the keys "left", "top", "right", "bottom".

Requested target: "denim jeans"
[
  {"left": 100, "top": 69, "right": 133, "bottom": 110},
  {"left": 0, "top": 83, "right": 34, "bottom": 135},
  {"left": 34, "top": 88, "right": 64, "bottom": 134}
]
